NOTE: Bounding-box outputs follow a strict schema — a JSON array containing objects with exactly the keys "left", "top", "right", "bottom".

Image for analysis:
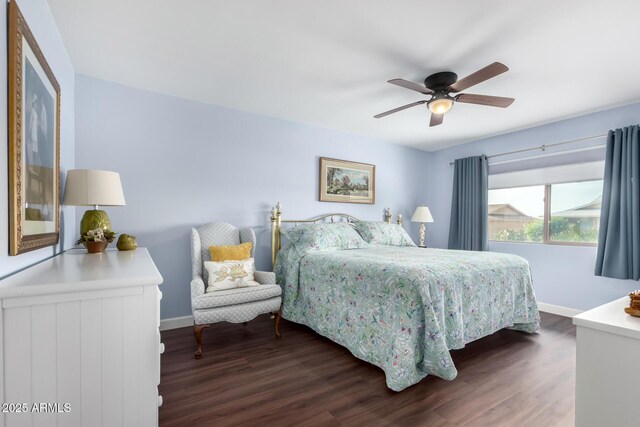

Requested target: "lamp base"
[
  {"left": 418, "top": 223, "right": 426, "bottom": 247},
  {"left": 80, "top": 209, "right": 112, "bottom": 235}
]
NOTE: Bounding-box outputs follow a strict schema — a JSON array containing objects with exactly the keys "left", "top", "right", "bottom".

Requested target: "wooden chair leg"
[
  {"left": 275, "top": 310, "right": 282, "bottom": 339},
  {"left": 193, "top": 324, "right": 210, "bottom": 359}
]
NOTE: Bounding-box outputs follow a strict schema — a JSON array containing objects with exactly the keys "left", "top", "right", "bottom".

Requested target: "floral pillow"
[
  {"left": 282, "top": 222, "right": 368, "bottom": 256},
  {"left": 355, "top": 221, "right": 416, "bottom": 247},
  {"left": 204, "top": 258, "right": 260, "bottom": 292}
]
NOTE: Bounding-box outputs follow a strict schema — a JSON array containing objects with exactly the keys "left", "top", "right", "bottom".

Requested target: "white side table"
[{"left": 573, "top": 296, "right": 640, "bottom": 427}]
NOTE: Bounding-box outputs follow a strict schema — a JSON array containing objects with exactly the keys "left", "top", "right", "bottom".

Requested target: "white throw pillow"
[{"left": 204, "top": 258, "right": 260, "bottom": 292}]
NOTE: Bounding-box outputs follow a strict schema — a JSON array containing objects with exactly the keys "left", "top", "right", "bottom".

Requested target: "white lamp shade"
[
  {"left": 63, "top": 169, "right": 126, "bottom": 206},
  {"left": 411, "top": 206, "right": 434, "bottom": 223}
]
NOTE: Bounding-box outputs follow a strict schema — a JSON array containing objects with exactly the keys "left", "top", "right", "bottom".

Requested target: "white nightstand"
[{"left": 573, "top": 296, "right": 640, "bottom": 427}]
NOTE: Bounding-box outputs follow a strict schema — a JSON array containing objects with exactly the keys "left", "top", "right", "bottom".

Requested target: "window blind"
[{"left": 488, "top": 160, "right": 605, "bottom": 190}]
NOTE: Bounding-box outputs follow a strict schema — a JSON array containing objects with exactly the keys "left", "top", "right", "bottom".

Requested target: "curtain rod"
[
  {"left": 448, "top": 133, "right": 608, "bottom": 166},
  {"left": 488, "top": 143, "right": 606, "bottom": 166}
]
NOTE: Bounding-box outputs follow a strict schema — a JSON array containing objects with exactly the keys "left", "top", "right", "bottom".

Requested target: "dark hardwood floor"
[{"left": 159, "top": 312, "right": 575, "bottom": 426}]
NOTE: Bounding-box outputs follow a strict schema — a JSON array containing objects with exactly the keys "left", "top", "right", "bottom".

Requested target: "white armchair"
[{"left": 190, "top": 222, "right": 282, "bottom": 359}]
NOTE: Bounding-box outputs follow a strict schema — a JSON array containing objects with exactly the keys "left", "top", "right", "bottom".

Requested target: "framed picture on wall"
[
  {"left": 319, "top": 157, "right": 375, "bottom": 204},
  {"left": 8, "top": 0, "right": 61, "bottom": 255}
]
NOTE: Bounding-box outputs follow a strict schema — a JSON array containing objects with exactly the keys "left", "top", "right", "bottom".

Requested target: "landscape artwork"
[{"left": 319, "top": 157, "right": 375, "bottom": 204}]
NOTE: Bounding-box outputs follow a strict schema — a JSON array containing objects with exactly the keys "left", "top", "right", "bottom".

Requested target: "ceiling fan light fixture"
[
  {"left": 428, "top": 98, "right": 453, "bottom": 114},
  {"left": 375, "top": 63, "right": 513, "bottom": 124}
]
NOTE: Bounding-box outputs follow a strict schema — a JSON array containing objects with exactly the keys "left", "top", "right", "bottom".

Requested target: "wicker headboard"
[{"left": 269, "top": 203, "right": 403, "bottom": 268}]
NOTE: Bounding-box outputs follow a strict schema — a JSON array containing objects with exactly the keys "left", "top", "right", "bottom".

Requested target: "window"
[
  {"left": 488, "top": 185, "right": 544, "bottom": 242},
  {"left": 489, "top": 180, "right": 603, "bottom": 245},
  {"left": 549, "top": 181, "right": 602, "bottom": 244}
]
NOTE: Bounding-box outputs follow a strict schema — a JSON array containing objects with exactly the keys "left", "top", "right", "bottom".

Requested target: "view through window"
[
  {"left": 488, "top": 180, "right": 603, "bottom": 244},
  {"left": 488, "top": 185, "right": 544, "bottom": 242}
]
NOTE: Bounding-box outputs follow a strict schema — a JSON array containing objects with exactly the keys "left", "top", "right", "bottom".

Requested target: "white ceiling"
[{"left": 48, "top": 0, "right": 640, "bottom": 151}]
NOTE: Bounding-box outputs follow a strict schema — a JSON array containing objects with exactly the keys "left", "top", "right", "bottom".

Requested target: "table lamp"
[
  {"left": 63, "top": 169, "right": 126, "bottom": 235},
  {"left": 411, "top": 206, "right": 434, "bottom": 247}
]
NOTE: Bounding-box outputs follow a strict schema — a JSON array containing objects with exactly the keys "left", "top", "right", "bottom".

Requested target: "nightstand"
[{"left": 573, "top": 297, "right": 640, "bottom": 426}]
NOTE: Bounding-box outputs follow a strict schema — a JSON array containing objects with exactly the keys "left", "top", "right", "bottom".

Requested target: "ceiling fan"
[{"left": 374, "top": 62, "right": 515, "bottom": 127}]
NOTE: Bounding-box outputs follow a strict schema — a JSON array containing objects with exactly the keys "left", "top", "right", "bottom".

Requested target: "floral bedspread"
[{"left": 274, "top": 246, "right": 540, "bottom": 391}]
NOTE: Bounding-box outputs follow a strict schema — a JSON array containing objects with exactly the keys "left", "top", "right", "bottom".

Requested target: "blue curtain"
[
  {"left": 595, "top": 125, "right": 640, "bottom": 280},
  {"left": 448, "top": 155, "right": 488, "bottom": 251}
]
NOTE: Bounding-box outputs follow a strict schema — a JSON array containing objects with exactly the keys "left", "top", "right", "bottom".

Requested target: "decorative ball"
[{"left": 117, "top": 234, "right": 138, "bottom": 251}]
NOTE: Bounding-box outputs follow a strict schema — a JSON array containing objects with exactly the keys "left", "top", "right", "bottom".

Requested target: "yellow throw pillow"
[{"left": 209, "top": 242, "right": 252, "bottom": 262}]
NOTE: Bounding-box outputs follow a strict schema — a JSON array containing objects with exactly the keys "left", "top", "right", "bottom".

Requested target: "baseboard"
[
  {"left": 160, "top": 315, "right": 193, "bottom": 331},
  {"left": 537, "top": 302, "right": 583, "bottom": 318}
]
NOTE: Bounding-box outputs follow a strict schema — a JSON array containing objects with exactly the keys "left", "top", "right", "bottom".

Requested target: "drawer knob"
[
  {"left": 158, "top": 395, "right": 163, "bottom": 407},
  {"left": 160, "top": 343, "right": 165, "bottom": 354}
]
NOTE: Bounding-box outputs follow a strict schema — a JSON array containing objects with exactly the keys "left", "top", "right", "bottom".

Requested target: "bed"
[{"left": 270, "top": 209, "right": 540, "bottom": 391}]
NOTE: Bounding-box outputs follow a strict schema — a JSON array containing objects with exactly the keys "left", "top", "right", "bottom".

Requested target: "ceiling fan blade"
[
  {"left": 374, "top": 100, "right": 426, "bottom": 118},
  {"left": 455, "top": 93, "right": 515, "bottom": 108},
  {"left": 449, "top": 62, "right": 509, "bottom": 93},
  {"left": 429, "top": 113, "right": 444, "bottom": 127},
  {"left": 388, "top": 79, "right": 434, "bottom": 95}
]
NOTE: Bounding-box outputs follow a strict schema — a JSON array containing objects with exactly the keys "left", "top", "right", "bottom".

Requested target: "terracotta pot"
[{"left": 86, "top": 241, "right": 108, "bottom": 254}]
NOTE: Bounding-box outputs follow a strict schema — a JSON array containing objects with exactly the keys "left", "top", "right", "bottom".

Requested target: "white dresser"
[
  {"left": 573, "top": 296, "right": 640, "bottom": 427},
  {"left": 0, "top": 248, "right": 163, "bottom": 427}
]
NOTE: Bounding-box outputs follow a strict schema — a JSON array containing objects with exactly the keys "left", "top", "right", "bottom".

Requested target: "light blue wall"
[
  {"left": 74, "top": 75, "right": 432, "bottom": 319},
  {"left": 427, "top": 102, "right": 640, "bottom": 310},
  {"left": 0, "top": 0, "right": 75, "bottom": 279},
  {"left": 74, "top": 75, "right": 640, "bottom": 315}
]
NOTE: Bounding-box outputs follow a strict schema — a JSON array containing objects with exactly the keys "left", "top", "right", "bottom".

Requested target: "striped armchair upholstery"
[{"left": 190, "top": 222, "right": 282, "bottom": 358}]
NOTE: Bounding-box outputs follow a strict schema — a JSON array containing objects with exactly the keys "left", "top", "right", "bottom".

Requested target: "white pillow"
[{"left": 204, "top": 258, "right": 260, "bottom": 292}]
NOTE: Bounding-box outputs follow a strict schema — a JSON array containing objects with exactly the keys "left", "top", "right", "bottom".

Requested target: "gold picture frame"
[
  {"left": 8, "top": 0, "right": 61, "bottom": 255},
  {"left": 319, "top": 157, "right": 375, "bottom": 204}
]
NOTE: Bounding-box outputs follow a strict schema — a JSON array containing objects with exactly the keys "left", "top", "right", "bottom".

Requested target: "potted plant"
[{"left": 76, "top": 228, "right": 117, "bottom": 254}]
